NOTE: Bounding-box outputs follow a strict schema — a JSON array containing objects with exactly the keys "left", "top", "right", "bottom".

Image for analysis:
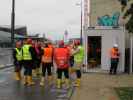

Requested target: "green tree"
[
  {"left": 122, "top": 2, "right": 133, "bottom": 73},
  {"left": 123, "top": 3, "right": 133, "bottom": 33},
  {"left": 119, "top": 0, "right": 131, "bottom": 11}
]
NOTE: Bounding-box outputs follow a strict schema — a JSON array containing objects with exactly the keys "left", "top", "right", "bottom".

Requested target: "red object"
[
  {"left": 32, "top": 41, "right": 35, "bottom": 48},
  {"left": 54, "top": 48, "right": 70, "bottom": 69},
  {"left": 74, "top": 40, "right": 80, "bottom": 46},
  {"left": 42, "top": 47, "right": 53, "bottom": 63},
  {"left": 58, "top": 40, "right": 64, "bottom": 47},
  {"left": 48, "top": 44, "right": 54, "bottom": 49},
  {"left": 27, "top": 38, "right": 32, "bottom": 44}
]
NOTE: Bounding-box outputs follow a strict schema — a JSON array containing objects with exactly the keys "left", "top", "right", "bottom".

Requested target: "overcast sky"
[{"left": 0, "top": 0, "right": 81, "bottom": 40}]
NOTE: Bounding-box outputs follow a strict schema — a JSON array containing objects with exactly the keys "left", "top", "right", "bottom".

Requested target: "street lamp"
[
  {"left": 76, "top": 0, "right": 83, "bottom": 45},
  {"left": 11, "top": 0, "right": 15, "bottom": 48}
]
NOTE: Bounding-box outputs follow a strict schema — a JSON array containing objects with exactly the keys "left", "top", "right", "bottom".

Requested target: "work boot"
[
  {"left": 15, "top": 72, "right": 21, "bottom": 81},
  {"left": 18, "top": 72, "right": 22, "bottom": 79},
  {"left": 69, "top": 68, "right": 73, "bottom": 74},
  {"left": 61, "top": 78, "right": 65, "bottom": 84},
  {"left": 27, "top": 76, "right": 35, "bottom": 86},
  {"left": 40, "top": 77, "right": 45, "bottom": 86},
  {"left": 23, "top": 76, "right": 28, "bottom": 85},
  {"left": 57, "top": 79, "right": 61, "bottom": 89},
  {"left": 65, "top": 79, "right": 70, "bottom": 89},
  {"left": 36, "top": 68, "right": 40, "bottom": 76},
  {"left": 32, "top": 69, "right": 37, "bottom": 77},
  {"left": 74, "top": 78, "right": 81, "bottom": 87},
  {"left": 69, "top": 67, "right": 76, "bottom": 74},
  {"left": 48, "top": 76, "right": 53, "bottom": 85}
]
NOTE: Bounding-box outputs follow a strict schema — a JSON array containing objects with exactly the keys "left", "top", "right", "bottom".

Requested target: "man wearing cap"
[
  {"left": 54, "top": 40, "right": 70, "bottom": 89},
  {"left": 13, "top": 41, "right": 23, "bottom": 81},
  {"left": 22, "top": 38, "right": 35, "bottom": 86},
  {"left": 109, "top": 44, "right": 120, "bottom": 75},
  {"left": 73, "top": 40, "right": 84, "bottom": 87}
]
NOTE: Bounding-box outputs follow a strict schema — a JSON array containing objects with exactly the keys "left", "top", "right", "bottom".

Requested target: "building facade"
[
  {"left": 0, "top": 25, "right": 27, "bottom": 48},
  {"left": 83, "top": 0, "right": 133, "bottom": 72}
]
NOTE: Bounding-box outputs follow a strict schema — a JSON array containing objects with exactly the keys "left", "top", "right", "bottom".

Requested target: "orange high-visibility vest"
[
  {"left": 48, "top": 44, "right": 53, "bottom": 48},
  {"left": 54, "top": 48, "right": 69, "bottom": 69},
  {"left": 42, "top": 47, "right": 53, "bottom": 63},
  {"left": 110, "top": 48, "right": 119, "bottom": 59}
]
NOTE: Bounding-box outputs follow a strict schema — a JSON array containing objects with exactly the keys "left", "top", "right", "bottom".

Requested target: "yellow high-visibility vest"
[
  {"left": 22, "top": 44, "right": 32, "bottom": 60},
  {"left": 15, "top": 48, "right": 22, "bottom": 61}
]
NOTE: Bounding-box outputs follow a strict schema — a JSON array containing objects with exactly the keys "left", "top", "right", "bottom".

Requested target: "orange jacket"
[
  {"left": 54, "top": 47, "right": 70, "bottom": 69},
  {"left": 42, "top": 47, "right": 53, "bottom": 63},
  {"left": 110, "top": 48, "right": 120, "bottom": 59}
]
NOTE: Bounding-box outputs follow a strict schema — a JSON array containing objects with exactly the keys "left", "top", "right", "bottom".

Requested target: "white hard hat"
[{"left": 113, "top": 44, "right": 118, "bottom": 48}]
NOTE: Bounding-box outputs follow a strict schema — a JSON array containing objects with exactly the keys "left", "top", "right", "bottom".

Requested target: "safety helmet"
[
  {"left": 113, "top": 44, "right": 118, "bottom": 48},
  {"left": 58, "top": 40, "right": 64, "bottom": 47},
  {"left": 74, "top": 40, "right": 80, "bottom": 46},
  {"left": 27, "top": 38, "right": 32, "bottom": 44}
]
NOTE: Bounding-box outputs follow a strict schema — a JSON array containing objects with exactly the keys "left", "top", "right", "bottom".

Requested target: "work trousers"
[
  {"left": 23, "top": 60, "right": 32, "bottom": 76},
  {"left": 74, "top": 62, "right": 82, "bottom": 78},
  {"left": 14, "top": 61, "right": 22, "bottom": 72},
  {"left": 42, "top": 62, "right": 52, "bottom": 77},
  {"left": 70, "top": 56, "right": 74, "bottom": 67},
  {"left": 57, "top": 68, "right": 69, "bottom": 79},
  {"left": 32, "top": 59, "right": 41, "bottom": 70},
  {"left": 110, "top": 58, "right": 119, "bottom": 74},
  {"left": 76, "top": 70, "right": 81, "bottom": 78}
]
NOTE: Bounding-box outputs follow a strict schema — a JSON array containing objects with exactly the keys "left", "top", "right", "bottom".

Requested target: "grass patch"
[{"left": 115, "top": 87, "right": 133, "bottom": 100}]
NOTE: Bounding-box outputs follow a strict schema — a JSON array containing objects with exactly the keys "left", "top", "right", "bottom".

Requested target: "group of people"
[{"left": 13, "top": 38, "right": 84, "bottom": 88}]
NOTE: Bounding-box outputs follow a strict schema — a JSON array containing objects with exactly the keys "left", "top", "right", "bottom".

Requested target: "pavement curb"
[{"left": 0, "top": 64, "right": 13, "bottom": 70}]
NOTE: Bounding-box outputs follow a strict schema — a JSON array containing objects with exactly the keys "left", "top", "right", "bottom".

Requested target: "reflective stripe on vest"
[
  {"left": 15, "top": 48, "right": 22, "bottom": 61},
  {"left": 74, "top": 45, "right": 84, "bottom": 63},
  {"left": 22, "top": 45, "right": 32, "bottom": 60}
]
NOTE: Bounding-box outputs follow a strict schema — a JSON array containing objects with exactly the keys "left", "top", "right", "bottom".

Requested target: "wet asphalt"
[{"left": 0, "top": 67, "right": 74, "bottom": 100}]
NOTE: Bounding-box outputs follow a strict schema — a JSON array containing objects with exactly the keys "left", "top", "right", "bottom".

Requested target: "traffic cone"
[
  {"left": 27, "top": 76, "right": 35, "bottom": 86},
  {"left": 15, "top": 72, "right": 21, "bottom": 81},
  {"left": 57, "top": 79, "right": 61, "bottom": 89},
  {"left": 74, "top": 78, "right": 81, "bottom": 87},
  {"left": 40, "top": 77, "right": 45, "bottom": 86},
  {"left": 23, "top": 76, "right": 28, "bottom": 85}
]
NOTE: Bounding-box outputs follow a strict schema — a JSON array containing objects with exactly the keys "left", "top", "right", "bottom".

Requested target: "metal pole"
[
  {"left": 88, "top": 0, "right": 90, "bottom": 27},
  {"left": 130, "top": 34, "right": 133, "bottom": 74},
  {"left": 11, "top": 0, "right": 15, "bottom": 48},
  {"left": 80, "top": 0, "right": 83, "bottom": 45}
]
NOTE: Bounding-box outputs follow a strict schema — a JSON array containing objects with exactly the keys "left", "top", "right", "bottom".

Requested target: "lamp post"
[
  {"left": 11, "top": 0, "right": 15, "bottom": 48},
  {"left": 76, "top": 0, "right": 83, "bottom": 45}
]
